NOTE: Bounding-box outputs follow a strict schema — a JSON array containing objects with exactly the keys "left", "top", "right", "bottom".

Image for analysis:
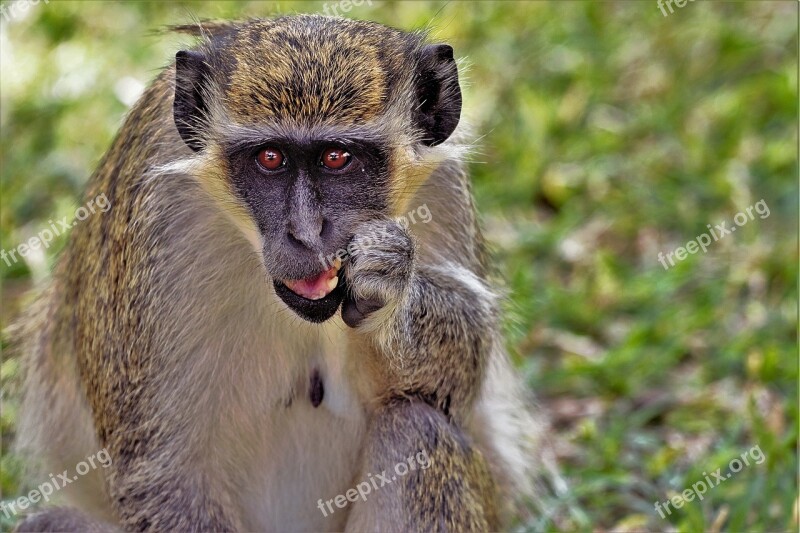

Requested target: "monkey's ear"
[
  {"left": 413, "top": 44, "right": 462, "bottom": 146},
  {"left": 174, "top": 50, "right": 211, "bottom": 152}
]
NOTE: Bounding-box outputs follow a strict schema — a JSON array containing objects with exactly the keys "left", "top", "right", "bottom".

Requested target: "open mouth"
[
  {"left": 283, "top": 259, "right": 341, "bottom": 300},
  {"left": 273, "top": 259, "right": 346, "bottom": 323}
]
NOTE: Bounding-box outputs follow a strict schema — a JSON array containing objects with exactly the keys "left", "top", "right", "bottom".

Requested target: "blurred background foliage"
[{"left": 0, "top": 1, "right": 797, "bottom": 531}]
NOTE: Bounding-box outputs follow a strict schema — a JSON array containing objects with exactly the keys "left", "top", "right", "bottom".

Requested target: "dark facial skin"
[{"left": 225, "top": 135, "right": 390, "bottom": 322}]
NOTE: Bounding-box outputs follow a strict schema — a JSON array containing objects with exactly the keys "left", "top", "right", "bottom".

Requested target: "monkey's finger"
[{"left": 341, "top": 294, "right": 385, "bottom": 328}]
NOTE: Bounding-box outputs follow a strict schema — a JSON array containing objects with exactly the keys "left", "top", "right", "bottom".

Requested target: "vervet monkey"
[{"left": 13, "top": 15, "right": 555, "bottom": 532}]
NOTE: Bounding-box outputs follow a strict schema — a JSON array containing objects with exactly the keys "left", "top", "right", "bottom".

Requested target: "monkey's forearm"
[
  {"left": 344, "top": 400, "right": 498, "bottom": 533},
  {"left": 377, "top": 262, "right": 499, "bottom": 417}
]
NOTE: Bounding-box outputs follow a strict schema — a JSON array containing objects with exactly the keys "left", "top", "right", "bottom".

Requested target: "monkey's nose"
[{"left": 287, "top": 217, "right": 327, "bottom": 249}]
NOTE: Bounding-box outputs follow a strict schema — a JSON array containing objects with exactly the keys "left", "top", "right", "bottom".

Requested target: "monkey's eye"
[
  {"left": 320, "top": 147, "right": 351, "bottom": 170},
  {"left": 257, "top": 148, "right": 285, "bottom": 171}
]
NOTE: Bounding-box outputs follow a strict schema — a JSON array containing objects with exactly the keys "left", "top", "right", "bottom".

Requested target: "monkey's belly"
[{"left": 236, "top": 357, "right": 366, "bottom": 531}]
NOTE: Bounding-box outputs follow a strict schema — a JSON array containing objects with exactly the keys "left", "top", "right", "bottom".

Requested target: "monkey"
[{"left": 11, "top": 15, "right": 558, "bottom": 532}]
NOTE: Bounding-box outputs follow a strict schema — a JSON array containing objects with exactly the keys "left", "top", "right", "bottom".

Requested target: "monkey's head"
[{"left": 171, "top": 16, "right": 462, "bottom": 322}]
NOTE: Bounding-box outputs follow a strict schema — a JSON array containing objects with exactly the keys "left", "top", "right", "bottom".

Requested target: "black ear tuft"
[
  {"left": 174, "top": 50, "right": 211, "bottom": 152},
  {"left": 413, "top": 44, "right": 462, "bottom": 146}
]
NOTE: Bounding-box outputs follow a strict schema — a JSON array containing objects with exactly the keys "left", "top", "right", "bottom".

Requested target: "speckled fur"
[{"left": 13, "top": 15, "right": 557, "bottom": 532}]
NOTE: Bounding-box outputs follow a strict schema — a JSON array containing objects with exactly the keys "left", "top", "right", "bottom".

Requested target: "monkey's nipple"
[{"left": 283, "top": 265, "right": 340, "bottom": 301}]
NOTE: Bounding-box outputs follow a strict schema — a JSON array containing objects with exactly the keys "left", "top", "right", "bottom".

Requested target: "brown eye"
[
  {"left": 257, "top": 148, "right": 285, "bottom": 170},
  {"left": 321, "top": 147, "right": 351, "bottom": 170}
]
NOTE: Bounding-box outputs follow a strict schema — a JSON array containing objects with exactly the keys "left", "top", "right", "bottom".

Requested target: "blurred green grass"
[{"left": 0, "top": 1, "right": 797, "bottom": 531}]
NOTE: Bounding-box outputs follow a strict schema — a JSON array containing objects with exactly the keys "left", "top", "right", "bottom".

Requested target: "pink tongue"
[{"left": 284, "top": 266, "right": 338, "bottom": 300}]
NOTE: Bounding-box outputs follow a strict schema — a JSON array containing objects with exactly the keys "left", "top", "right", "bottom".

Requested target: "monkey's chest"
[{"left": 236, "top": 354, "right": 367, "bottom": 531}]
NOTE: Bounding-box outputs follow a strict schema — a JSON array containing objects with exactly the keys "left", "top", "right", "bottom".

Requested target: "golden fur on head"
[{"left": 187, "top": 16, "right": 425, "bottom": 127}]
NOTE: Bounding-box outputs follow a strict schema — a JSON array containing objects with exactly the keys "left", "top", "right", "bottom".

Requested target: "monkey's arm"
[
  {"left": 341, "top": 219, "right": 498, "bottom": 420},
  {"left": 66, "top": 183, "right": 245, "bottom": 532},
  {"left": 73, "top": 306, "right": 245, "bottom": 532},
  {"left": 75, "top": 330, "right": 244, "bottom": 532},
  {"left": 344, "top": 401, "right": 498, "bottom": 533}
]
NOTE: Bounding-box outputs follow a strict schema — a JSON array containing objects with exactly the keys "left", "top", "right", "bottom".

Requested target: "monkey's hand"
[{"left": 341, "top": 219, "right": 415, "bottom": 329}]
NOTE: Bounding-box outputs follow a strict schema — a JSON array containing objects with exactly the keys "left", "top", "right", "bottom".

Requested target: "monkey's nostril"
[
  {"left": 286, "top": 218, "right": 325, "bottom": 249},
  {"left": 320, "top": 218, "right": 331, "bottom": 238},
  {"left": 287, "top": 231, "right": 305, "bottom": 248}
]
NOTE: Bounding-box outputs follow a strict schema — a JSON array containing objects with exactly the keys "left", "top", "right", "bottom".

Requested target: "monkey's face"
[
  {"left": 223, "top": 136, "right": 391, "bottom": 322},
  {"left": 171, "top": 16, "right": 461, "bottom": 323}
]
